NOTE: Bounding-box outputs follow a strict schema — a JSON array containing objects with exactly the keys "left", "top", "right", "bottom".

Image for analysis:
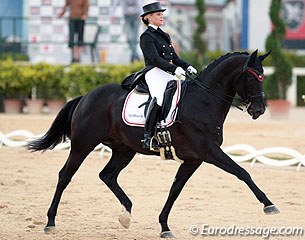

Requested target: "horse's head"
[{"left": 235, "top": 50, "right": 271, "bottom": 119}]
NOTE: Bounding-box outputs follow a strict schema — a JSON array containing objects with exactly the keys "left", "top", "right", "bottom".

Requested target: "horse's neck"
[
  {"left": 197, "top": 61, "right": 243, "bottom": 119},
  {"left": 200, "top": 71, "right": 237, "bottom": 97},
  {"left": 203, "top": 57, "right": 245, "bottom": 95}
]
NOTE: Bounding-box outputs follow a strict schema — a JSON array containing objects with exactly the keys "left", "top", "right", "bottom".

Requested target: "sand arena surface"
[{"left": 0, "top": 108, "right": 304, "bottom": 239}]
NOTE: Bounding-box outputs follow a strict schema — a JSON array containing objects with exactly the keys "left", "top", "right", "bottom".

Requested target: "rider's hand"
[
  {"left": 187, "top": 66, "right": 198, "bottom": 74},
  {"left": 175, "top": 67, "right": 186, "bottom": 80}
]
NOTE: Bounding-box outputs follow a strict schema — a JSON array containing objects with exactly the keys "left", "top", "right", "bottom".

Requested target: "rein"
[{"left": 187, "top": 67, "right": 264, "bottom": 112}]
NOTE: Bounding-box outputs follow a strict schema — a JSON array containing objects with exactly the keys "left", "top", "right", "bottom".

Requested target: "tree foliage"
[
  {"left": 265, "top": 0, "right": 292, "bottom": 99},
  {"left": 193, "top": 0, "right": 206, "bottom": 64}
]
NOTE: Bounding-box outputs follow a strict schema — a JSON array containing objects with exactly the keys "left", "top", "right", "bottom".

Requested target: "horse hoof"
[
  {"left": 118, "top": 205, "right": 131, "bottom": 229},
  {"left": 44, "top": 226, "right": 55, "bottom": 234},
  {"left": 264, "top": 205, "right": 280, "bottom": 215},
  {"left": 160, "top": 231, "right": 175, "bottom": 238}
]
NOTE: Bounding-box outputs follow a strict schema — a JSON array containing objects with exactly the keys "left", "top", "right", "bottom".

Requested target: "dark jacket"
[
  {"left": 121, "top": 26, "right": 190, "bottom": 90},
  {"left": 140, "top": 26, "right": 190, "bottom": 75}
]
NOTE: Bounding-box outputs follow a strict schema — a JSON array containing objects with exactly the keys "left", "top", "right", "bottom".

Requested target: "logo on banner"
[{"left": 282, "top": 0, "right": 305, "bottom": 31}]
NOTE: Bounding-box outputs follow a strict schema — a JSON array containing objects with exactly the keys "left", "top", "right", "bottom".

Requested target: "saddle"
[
  {"left": 122, "top": 79, "right": 186, "bottom": 127},
  {"left": 135, "top": 79, "right": 181, "bottom": 121},
  {"left": 121, "top": 70, "right": 185, "bottom": 120},
  {"left": 121, "top": 77, "right": 187, "bottom": 162}
]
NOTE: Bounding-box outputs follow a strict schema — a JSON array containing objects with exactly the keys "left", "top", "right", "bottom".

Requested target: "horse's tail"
[{"left": 27, "top": 96, "right": 83, "bottom": 152}]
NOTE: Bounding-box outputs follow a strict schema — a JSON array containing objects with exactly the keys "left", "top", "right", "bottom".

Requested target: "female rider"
[{"left": 139, "top": 1, "right": 197, "bottom": 148}]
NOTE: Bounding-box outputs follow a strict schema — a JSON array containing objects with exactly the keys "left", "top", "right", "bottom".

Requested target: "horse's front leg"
[
  {"left": 207, "top": 146, "right": 280, "bottom": 214},
  {"left": 159, "top": 161, "right": 202, "bottom": 238}
]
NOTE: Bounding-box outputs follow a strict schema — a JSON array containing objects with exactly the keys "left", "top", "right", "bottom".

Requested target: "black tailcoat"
[
  {"left": 140, "top": 26, "right": 190, "bottom": 75},
  {"left": 121, "top": 26, "right": 191, "bottom": 90}
]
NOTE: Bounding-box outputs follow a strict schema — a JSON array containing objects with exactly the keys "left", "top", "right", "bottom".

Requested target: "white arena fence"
[{"left": 1, "top": 130, "right": 304, "bottom": 171}]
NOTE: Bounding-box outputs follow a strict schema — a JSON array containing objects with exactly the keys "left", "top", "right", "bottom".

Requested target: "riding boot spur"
[{"left": 142, "top": 97, "right": 161, "bottom": 149}]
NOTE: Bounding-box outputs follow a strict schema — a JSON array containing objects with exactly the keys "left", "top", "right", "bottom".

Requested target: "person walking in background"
[
  {"left": 110, "top": 0, "right": 143, "bottom": 63},
  {"left": 57, "top": 0, "right": 89, "bottom": 63}
]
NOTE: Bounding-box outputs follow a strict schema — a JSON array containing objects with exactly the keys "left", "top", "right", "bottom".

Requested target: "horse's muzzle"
[{"left": 248, "top": 107, "right": 265, "bottom": 119}]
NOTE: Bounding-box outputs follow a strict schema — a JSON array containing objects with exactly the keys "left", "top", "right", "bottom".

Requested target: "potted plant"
[
  {"left": 21, "top": 62, "right": 65, "bottom": 114},
  {"left": 0, "top": 59, "right": 29, "bottom": 113},
  {"left": 46, "top": 64, "right": 66, "bottom": 114},
  {"left": 265, "top": 0, "right": 292, "bottom": 118},
  {"left": 20, "top": 64, "right": 44, "bottom": 114}
]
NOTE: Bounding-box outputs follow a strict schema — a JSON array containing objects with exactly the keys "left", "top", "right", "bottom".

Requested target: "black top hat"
[{"left": 140, "top": 2, "right": 166, "bottom": 17}]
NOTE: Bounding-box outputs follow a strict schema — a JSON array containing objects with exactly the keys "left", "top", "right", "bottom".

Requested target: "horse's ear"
[
  {"left": 258, "top": 50, "right": 272, "bottom": 62},
  {"left": 246, "top": 49, "right": 258, "bottom": 67}
]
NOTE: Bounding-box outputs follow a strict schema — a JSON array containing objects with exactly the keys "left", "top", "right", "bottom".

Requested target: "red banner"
[{"left": 282, "top": 0, "right": 305, "bottom": 39}]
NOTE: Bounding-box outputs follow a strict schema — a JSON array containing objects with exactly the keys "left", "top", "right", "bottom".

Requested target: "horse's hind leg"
[
  {"left": 99, "top": 146, "right": 136, "bottom": 229},
  {"left": 208, "top": 147, "right": 280, "bottom": 215},
  {"left": 44, "top": 147, "right": 92, "bottom": 233}
]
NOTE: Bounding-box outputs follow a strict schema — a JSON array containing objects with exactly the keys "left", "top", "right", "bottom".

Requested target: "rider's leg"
[
  {"left": 143, "top": 68, "right": 175, "bottom": 149},
  {"left": 142, "top": 97, "right": 161, "bottom": 148},
  {"left": 145, "top": 67, "right": 174, "bottom": 106}
]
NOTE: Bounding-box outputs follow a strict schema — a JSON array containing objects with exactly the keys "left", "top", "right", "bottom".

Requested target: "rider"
[{"left": 140, "top": 1, "right": 197, "bottom": 149}]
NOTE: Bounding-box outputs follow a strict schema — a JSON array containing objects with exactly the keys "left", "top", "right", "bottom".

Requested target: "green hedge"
[
  {"left": 0, "top": 60, "right": 144, "bottom": 100},
  {"left": 0, "top": 52, "right": 29, "bottom": 61},
  {"left": 0, "top": 52, "right": 304, "bottom": 105},
  {"left": 0, "top": 59, "right": 28, "bottom": 98}
]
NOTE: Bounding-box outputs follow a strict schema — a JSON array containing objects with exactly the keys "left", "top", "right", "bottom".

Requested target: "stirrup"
[
  {"left": 141, "top": 138, "right": 151, "bottom": 149},
  {"left": 141, "top": 137, "right": 159, "bottom": 151}
]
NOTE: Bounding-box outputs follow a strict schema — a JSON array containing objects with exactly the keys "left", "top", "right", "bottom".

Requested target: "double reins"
[{"left": 186, "top": 67, "right": 264, "bottom": 112}]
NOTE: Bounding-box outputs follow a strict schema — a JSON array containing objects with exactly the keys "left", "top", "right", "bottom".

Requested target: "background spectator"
[
  {"left": 110, "top": 0, "right": 143, "bottom": 63},
  {"left": 57, "top": 0, "right": 89, "bottom": 63}
]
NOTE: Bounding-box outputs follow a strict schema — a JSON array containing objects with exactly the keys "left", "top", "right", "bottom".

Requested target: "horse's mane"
[{"left": 201, "top": 51, "right": 249, "bottom": 76}]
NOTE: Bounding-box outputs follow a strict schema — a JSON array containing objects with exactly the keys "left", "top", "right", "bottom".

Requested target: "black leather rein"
[{"left": 187, "top": 67, "right": 265, "bottom": 112}]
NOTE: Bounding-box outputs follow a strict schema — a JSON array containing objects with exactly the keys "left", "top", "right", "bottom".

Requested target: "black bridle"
[{"left": 187, "top": 67, "right": 265, "bottom": 112}]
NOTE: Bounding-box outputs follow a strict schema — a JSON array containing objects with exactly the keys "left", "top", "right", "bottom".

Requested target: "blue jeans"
[{"left": 124, "top": 15, "right": 140, "bottom": 62}]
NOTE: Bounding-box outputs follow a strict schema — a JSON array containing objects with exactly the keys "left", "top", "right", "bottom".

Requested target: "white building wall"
[
  {"left": 248, "top": 0, "right": 271, "bottom": 51},
  {"left": 222, "top": 0, "right": 242, "bottom": 51},
  {"left": 20, "top": 0, "right": 278, "bottom": 63}
]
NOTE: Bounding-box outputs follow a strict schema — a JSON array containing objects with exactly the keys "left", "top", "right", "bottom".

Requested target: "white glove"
[
  {"left": 187, "top": 66, "right": 198, "bottom": 74},
  {"left": 174, "top": 67, "right": 186, "bottom": 80}
]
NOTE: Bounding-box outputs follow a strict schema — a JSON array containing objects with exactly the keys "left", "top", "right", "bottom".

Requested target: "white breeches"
[{"left": 145, "top": 67, "right": 178, "bottom": 106}]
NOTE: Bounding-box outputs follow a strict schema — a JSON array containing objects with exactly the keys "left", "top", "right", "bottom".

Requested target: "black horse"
[{"left": 28, "top": 50, "right": 279, "bottom": 238}]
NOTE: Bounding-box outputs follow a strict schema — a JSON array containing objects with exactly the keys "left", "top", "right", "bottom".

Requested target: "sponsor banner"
[{"left": 282, "top": 0, "right": 305, "bottom": 39}]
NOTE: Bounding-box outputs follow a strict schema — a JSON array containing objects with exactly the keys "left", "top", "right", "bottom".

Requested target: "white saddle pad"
[{"left": 122, "top": 81, "right": 181, "bottom": 127}]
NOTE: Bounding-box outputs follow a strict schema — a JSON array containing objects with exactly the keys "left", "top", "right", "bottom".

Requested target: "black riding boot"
[{"left": 142, "top": 98, "right": 161, "bottom": 149}]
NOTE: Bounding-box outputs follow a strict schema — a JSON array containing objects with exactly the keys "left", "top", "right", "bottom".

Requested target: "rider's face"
[{"left": 148, "top": 11, "right": 164, "bottom": 27}]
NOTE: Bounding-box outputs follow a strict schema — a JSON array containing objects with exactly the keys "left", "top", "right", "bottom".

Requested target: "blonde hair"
[{"left": 142, "top": 15, "right": 150, "bottom": 25}]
